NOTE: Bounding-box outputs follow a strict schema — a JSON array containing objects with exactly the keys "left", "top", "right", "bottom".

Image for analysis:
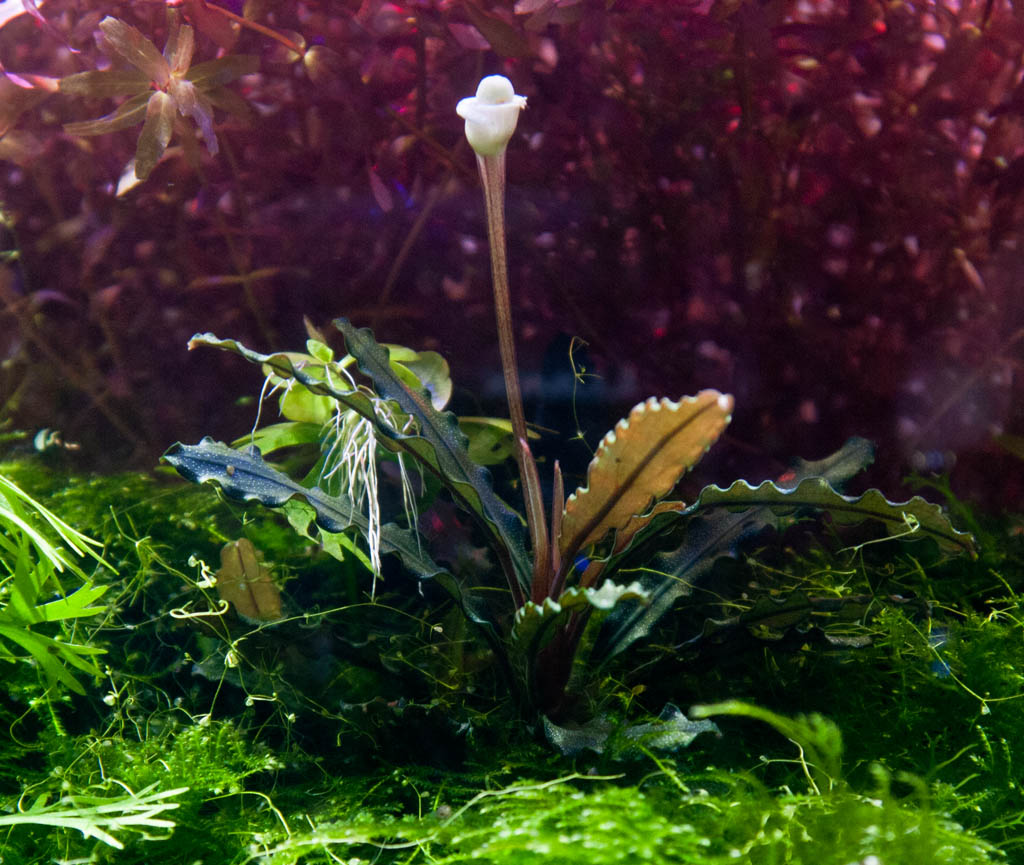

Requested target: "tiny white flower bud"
[{"left": 456, "top": 75, "right": 527, "bottom": 157}]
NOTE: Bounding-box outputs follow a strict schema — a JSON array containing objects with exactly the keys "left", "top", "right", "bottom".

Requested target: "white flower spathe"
[{"left": 456, "top": 75, "right": 527, "bottom": 157}]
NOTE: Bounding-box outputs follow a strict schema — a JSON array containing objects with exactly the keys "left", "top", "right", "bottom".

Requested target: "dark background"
[{"left": 2, "top": 0, "right": 1023, "bottom": 507}]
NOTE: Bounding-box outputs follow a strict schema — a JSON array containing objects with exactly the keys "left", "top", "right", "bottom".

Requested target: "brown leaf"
[
  {"left": 215, "top": 538, "right": 283, "bottom": 622},
  {"left": 180, "top": 0, "right": 240, "bottom": 52},
  {"left": 559, "top": 391, "right": 733, "bottom": 561}
]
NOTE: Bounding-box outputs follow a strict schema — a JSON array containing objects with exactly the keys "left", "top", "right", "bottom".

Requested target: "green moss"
[
  {"left": 0, "top": 456, "right": 1021, "bottom": 863},
  {"left": 239, "top": 771, "right": 1001, "bottom": 865}
]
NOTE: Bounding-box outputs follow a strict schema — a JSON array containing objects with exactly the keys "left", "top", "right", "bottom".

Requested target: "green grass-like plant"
[{"left": 0, "top": 471, "right": 111, "bottom": 693}]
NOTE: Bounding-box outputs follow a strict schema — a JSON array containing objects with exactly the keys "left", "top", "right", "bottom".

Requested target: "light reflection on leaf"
[{"left": 135, "top": 91, "right": 175, "bottom": 180}]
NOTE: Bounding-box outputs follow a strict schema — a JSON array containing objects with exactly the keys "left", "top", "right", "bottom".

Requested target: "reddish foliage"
[{"left": 1, "top": 0, "right": 1023, "bottom": 507}]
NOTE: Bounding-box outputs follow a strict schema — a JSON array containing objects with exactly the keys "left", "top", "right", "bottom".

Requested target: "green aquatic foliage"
[
  {"left": 59, "top": 11, "right": 258, "bottom": 183},
  {"left": 691, "top": 700, "right": 846, "bottom": 792},
  {"left": 0, "top": 457, "right": 1016, "bottom": 865},
  {"left": 220, "top": 332, "right": 530, "bottom": 590},
  {"left": 166, "top": 321, "right": 973, "bottom": 725},
  {"left": 0, "top": 471, "right": 111, "bottom": 693},
  {"left": 165, "top": 322, "right": 727, "bottom": 715},
  {"left": 1, "top": 716, "right": 285, "bottom": 860},
  {"left": 0, "top": 782, "right": 187, "bottom": 850},
  {"left": 230, "top": 763, "right": 1001, "bottom": 865}
]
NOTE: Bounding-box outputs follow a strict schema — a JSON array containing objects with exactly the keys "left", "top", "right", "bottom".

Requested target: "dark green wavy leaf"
[
  {"left": 334, "top": 319, "right": 531, "bottom": 589},
  {"left": 164, "top": 438, "right": 445, "bottom": 580},
  {"left": 593, "top": 437, "right": 915, "bottom": 663},
  {"left": 685, "top": 478, "right": 976, "bottom": 557}
]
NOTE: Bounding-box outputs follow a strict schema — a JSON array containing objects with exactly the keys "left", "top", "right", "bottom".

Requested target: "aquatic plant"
[
  {"left": 3, "top": 0, "right": 1022, "bottom": 505},
  {"left": 59, "top": 10, "right": 258, "bottom": 185},
  {"left": 1, "top": 4, "right": 1022, "bottom": 862},
  {"left": 0, "top": 457, "right": 1011, "bottom": 863},
  {"left": 0, "top": 471, "right": 111, "bottom": 693},
  {"left": 0, "top": 782, "right": 187, "bottom": 850},
  {"left": 164, "top": 76, "right": 974, "bottom": 726}
]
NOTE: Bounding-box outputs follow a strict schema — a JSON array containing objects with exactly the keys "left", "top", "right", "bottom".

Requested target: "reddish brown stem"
[{"left": 476, "top": 151, "right": 549, "bottom": 601}]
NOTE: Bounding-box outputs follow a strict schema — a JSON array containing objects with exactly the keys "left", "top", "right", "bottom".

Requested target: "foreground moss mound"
[{"left": 1, "top": 459, "right": 1022, "bottom": 863}]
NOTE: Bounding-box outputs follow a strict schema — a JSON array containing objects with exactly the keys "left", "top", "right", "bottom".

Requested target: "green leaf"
[
  {"left": 281, "top": 500, "right": 372, "bottom": 570},
  {"left": 185, "top": 55, "right": 260, "bottom": 89},
  {"left": 690, "top": 700, "right": 844, "bottom": 790},
  {"left": 30, "top": 583, "right": 108, "bottom": 623},
  {"left": 164, "top": 438, "right": 407, "bottom": 562},
  {"left": 0, "top": 624, "right": 104, "bottom": 694},
  {"left": 232, "top": 421, "right": 322, "bottom": 455},
  {"left": 384, "top": 345, "right": 453, "bottom": 411},
  {"left": 0, "top": 583, "right": 108, "bottom": 625},
  {"left": 334, "top": 319, "right": 532, "bottom": 589},
  {"left": 513, "top": 580, "right": 648, "bottom": 656},
  {"left": 0, "top": 473, "right": 111, "bottom": 693},
  {"left": 279, "top": 384, "right": 335, "bottom": 425},
  {"left": 0, "top": 782, "right": 187, "bottom": 849},
  {"left": 187, "top": 327, "right": 531, "bottom": 593},
  {"left": 134, "top": 91, "right": 175, "bottom": 180},
  {"left": 685, "top": 591, "right": 926, "bottom": 649},
  {"left": 99, "top": 17, "right": 170, "bottom": 84},
  {"left": 593, "top": 438, "right": 974, "bottom": 667},
  {"left": 63, "top": 92, "right": 151, "bottom": 137},
  {"left": 0, "top": 475, "right": 111, "bottom": 575},
  {"left": 162, "top": 439, "right": 495, "bottom": 623},
  {"left": 459, "top": 416, "right": 538, "bottom": 466},
  {"left": 59, "top": 68, "right": 150, "bottom": 97},
  {"left": 685, "top": 477, "right": 976, "bottom": 557},
  {"left": 559, "top": 392, "right": 733, "bottom": 563},
  {"left": 593, "top": 438, "right": 879, "bottom": 662}
]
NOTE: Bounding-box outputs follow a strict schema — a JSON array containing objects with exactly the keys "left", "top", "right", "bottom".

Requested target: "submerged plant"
[
  {"left": 0, "top": 471, "right": 111, "bottom": 693},
  {"left": 59, "top": 10, "right": 257, "bottom": 184},
  {"left": 0, "top": 782, "right": 187, "bottom": 850},
  {"left": 165, "top": 76, "right": 975, "bottom": 727}
]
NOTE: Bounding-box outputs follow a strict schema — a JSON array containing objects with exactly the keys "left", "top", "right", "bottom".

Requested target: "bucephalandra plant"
[
  {"left": 165, "top": 75, "right": 976, "bottom": 727},
  {"left": 247, "top": 342, "right": 424, "bottom": 597}
]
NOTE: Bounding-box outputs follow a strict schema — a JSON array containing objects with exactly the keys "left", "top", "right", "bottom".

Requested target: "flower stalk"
[{"left": 458, "top": 76, "right": 551, "bottom": 600}]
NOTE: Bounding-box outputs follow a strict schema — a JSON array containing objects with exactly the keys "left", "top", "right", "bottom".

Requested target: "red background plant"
[{"left": 1, "top": 0, "right": 1022, "bottom": 507}]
